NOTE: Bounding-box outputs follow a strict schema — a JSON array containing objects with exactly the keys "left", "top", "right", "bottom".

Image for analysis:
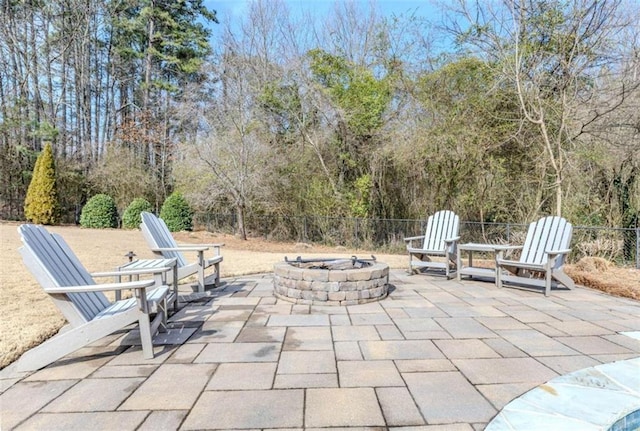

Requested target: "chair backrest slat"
[
  {"left": 422, "top": 210, "right": 459, "bottom": 251},
  {"left": 520, "top": 216, "right": 572, "bottom": 267},
  {"left": 140, "top": 212, "right": 188, "bottom": 267},
  {"left": 19, "top": 225, "right": 110, "bottom": 322}
]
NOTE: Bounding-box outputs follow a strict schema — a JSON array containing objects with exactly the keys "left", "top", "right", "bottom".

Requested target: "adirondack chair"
[
  {"left": 15, "top": 224, "right": 169, "bottom": 372},
  {"left": 495, "top": 216, "right": 575, "bottom": 296},
  {"left": 140, "top": 212, "right": 223, "bottom": 292},
  {"left": 404, "top": 210, "right": 460, "bottom": 279}
]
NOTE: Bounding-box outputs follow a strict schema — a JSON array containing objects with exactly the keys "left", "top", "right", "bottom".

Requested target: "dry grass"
[
  {"left": 565, "top": 257, "right": 640, "bottom": 301},
  {"left": 1, "top": 222, "right": 638, "bottom": 370}
]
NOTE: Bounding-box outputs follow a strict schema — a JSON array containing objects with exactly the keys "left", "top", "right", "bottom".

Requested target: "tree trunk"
[{"left": 236, "top": 202, "right": 247, "bottom": 240}]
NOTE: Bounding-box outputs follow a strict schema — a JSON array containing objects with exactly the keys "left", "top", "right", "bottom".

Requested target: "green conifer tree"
[{"left": 24, "top": 143, "right": 60, "bottom": 224}]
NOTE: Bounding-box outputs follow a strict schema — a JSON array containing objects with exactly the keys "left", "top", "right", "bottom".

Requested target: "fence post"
[
  {"left": 636, "top": 228, "right": 639, "bottom": 269},
  {"left": 506, "top": 223, "right": 511, "bottom": 243},
  {"left": 304, "top": 216, "right": 308, "bottom": 242}
]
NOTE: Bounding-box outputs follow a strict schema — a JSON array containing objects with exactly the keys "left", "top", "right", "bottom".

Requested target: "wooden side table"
[
  {"left": 114, "top": 258, "right": 179, "bottom": 311},
  {"left": 456, "top": 243, "right": 501, "bottom": 282}
]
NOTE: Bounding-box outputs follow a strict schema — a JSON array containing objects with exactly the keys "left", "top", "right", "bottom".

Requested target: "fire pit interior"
[{"left": 273, "top": 256, "right": 389, "bottom": 306}]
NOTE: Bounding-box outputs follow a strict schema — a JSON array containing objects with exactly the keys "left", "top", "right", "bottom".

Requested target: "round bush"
[
  {"left": 80, "top": 194, "right": 119, "bottom": 228},
  {"left": 160, "top": 192, "right": 193, "bottom": 232},
  {"left": 122, "top": 198, "right": 153, "bottom": 229}
]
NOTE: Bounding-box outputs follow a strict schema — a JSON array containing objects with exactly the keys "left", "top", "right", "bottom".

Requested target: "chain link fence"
[{"left": 194, "top": 213, "right": 640, "bottom": 268}]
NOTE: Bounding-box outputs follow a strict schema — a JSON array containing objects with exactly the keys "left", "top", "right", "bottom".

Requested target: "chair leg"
[
  {"left": 553, "top": 269, "right": 575, "bottom": 290},
  {"left": 198, "top": 266, "right": 205, "bottom": 293},
  {"left": 545, "top": 270, "right": 552, "bottom": 296},
  {"left": 138, "top": 313, "right": 155, "bottom": 359},
  {"left": 197, "top": 251, "right": 205, "bottom": 292}
]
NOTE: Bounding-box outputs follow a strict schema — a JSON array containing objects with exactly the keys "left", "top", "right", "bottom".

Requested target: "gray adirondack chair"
[
  {"left": 15, "top": 224, "right": 169, "bottom": 372},
  {"left": 140, "top": 212, "right": 223, "bottom": 292},
  {"left": 495, "top": 216, "right": 575, "bottom": 296},
  {"left": 404, "top": 210, "right": 460, "bottom": 279}
]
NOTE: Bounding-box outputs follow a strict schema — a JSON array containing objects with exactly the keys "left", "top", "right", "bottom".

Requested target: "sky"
[{"left": 205, "top": 0, "right": 442, "bottom": 24}]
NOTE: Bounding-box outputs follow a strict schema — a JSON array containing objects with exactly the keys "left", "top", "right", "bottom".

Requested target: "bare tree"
[{"left": 447, "top": 0, "right": 635, "bottom": 216}]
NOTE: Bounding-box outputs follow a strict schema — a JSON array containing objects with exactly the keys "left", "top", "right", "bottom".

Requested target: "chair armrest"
[
  {"left": 404, "top": 235, "right": 425, "bottom": 242},
  {"left": 444, "top": 236, "right": 460, "bottom": 243},
  {"left": 91, "top": 266, "right": 173, "bottom": 278},
  {"left": 178, "top": 242, "right": 224, "bottom": 248},
  {"left": 44, "top": 279, "right": 156, "bottom": 294},
  {"left": 493, "top": 245, "right": 522, "bottom": 251},
  {"left": 495, "top": 245, "right": 523, "bottom": 261},
  {"left": 195, "top": 243, "right": 224, "bottom": 255},
  {"left": 546, "top": 248, "right": 571, "bottom": 255},
  {"left": 152, "top": 245, "right": 209, "bottom": 252}
]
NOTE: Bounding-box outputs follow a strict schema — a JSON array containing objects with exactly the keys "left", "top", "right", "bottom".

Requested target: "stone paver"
[
  {"left": 359, "top": 340, "right": 444, "bottom": 360},
  {"left": 2, "top": 270, "right": 639, "bottom": 431},
  {"left": 434, "top": 339, "right": 500, "bottom": 359},
  {"left": 277, "top": 351, "right": 336, "bottom": 374},
  {"left": 43, "top": 377, "right": 145, "bottom": 412},
  {"left": 338, "top": 360, "right": 404, "bottom": 387},
  {"left": 189, "top": 320, "right": 243, "bottom": 343},
  {"left": 555, "top": 335, "right": 634, "bottom": 355},
  {"left": 350, "top": 313, "right": 394, "bottom": 325},
  {"left": 235, "top": 326, "right": 286, "bottom": 343},
  {"left": 404, "top": 371, "right": 497, "bottom": 424},
  {"left": 305, "top": 388, "right": 385, "bottom": 427},
  {"left": 284, "top": 327, "right": 333, "bottom": 350},
  {"left": 497, "top": 329, "right": 580, "bottom": 356},
  {"left": 435, "top": 317, "right": 498, "bottom": 339},
  {"left": 334, "top": 341, "right": 364, "bottom": 360},
  {"left": 194, "top": 342, "right": 281, "bottom": 363},
  {"left": 476, "top": 382, "right": 538, "bottom": 410},
  {"left": 206, "top": 362, "right": 277, "bottom": 390},
  {"left": 15, "top": 411, "right": 149, "bottom": 431},
  {"left": 274, "top": 373, "right": 338, "bottom": 388},
  {"left": 376, "top": 387, "right": 425, "bottom": 426},
  {"left": 120, "top": 363, "right": 216, "bottom": 410},
  {"left": 267, "top": 314, "right": 329, "bottom": 326},
  {"left": 182, "top": 390, "right": 303, "bottom": 429},
  {"left": 22, "top": 356, "right": 112, "bottom": 381},
  {"left": 331, "top": 325, "right": 380, "bottom": 341},
  {"left": 137, "top": 411, "right": 188, "bottom": 431},
  {"left": 453, "top": 358, "right": 557, "bottom": 384},
  {"left": 188, "top": 389, "right": 304, "bottom": 430},
  {"left": 0, "top": 380, "right": 76, "bottom": 430}
]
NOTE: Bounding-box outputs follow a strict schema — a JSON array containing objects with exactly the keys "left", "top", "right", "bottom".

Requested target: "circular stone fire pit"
[{"left": 273, "top": 256, "right": 389, "bottom": 306}]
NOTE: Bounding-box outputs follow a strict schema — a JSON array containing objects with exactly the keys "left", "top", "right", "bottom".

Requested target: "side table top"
[
  {"left": 458, "top": 243, "right": 501, "bottom": 252},
  {"left": 120, "top": 258, "right": 177, "bottom": 271}
]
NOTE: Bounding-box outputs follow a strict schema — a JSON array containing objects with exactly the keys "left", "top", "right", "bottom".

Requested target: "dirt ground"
[{"left": 1, "top": 221, "right": 638, "bottom": 369}]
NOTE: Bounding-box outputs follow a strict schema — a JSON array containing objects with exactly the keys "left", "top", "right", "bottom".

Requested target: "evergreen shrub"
[
  {"left": 160, "top": 192, "right": 193, "bottom": 232},
  {"left": 80, "top": 194, "right": 119, "bottom": 228},
  {"left": 122, "top": 198, "right": 153, "bottom": 229},
  {"left": 24, "top": 143, "right": 60, "bottom": 224}
]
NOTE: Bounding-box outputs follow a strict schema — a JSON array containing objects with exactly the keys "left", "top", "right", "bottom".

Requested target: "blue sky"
[{"left": 206, "top": 0, "right": 441, "bottom": 23}]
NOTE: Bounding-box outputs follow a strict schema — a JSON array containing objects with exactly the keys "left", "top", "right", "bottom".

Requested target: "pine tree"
[{"left": 24, "top": 143, "right": 60, "bottom": 224}]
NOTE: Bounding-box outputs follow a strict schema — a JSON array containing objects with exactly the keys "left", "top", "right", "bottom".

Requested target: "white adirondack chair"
[
  {"left": 140, "top": 212, "right": 223, "bottom": 292},
  {"left": 404, "top": 210, "right": 460, "bottom": 279},
  {"left": 15, "top": 224, "right": 169, "bottom": 372},
  {"left": 495, "top": 216, "right": 575, "bottom": 296}
]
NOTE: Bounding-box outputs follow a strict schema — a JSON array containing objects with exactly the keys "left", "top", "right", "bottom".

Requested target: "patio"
[{"left": 1, "top": 269, "right": 639, "bottom": 430}]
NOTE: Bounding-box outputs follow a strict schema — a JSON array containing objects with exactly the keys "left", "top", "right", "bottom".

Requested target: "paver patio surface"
[{"left": 1, "top": 269, "right": 639, "bottom": 430}]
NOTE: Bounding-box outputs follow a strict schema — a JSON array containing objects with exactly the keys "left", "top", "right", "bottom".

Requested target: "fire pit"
[{"left": 273, "top": 256, "right": 389, "bottom": 306}]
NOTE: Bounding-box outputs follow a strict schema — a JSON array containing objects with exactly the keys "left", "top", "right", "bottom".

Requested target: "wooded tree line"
[{"left": 1, "top": 0, "right": 639, "bottom": 240}]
